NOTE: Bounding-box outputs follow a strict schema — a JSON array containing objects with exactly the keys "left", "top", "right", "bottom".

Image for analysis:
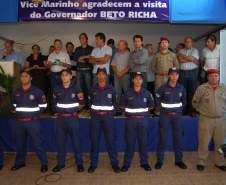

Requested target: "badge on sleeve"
[
  {"left": 179, "top": 92, "right": 182, "bottom": 97},
  {"left": 107, "top": 93, "right": 112, "bottom": 99},
  {"left": 29, "top": 94, "right": 35, "bottom": 100},
  {"left": 144, "top": 98, "right": 147, "bottom": 102}
]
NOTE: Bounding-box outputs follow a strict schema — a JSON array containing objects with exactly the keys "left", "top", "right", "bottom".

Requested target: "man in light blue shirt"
[
  {"left": 0, "top": 40, "right": 24, "bottom": 67},
  {"left": 178, "top": 36, "right": 199, "bottom": 115}
]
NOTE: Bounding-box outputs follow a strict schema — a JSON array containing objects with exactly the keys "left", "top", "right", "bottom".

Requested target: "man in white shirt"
[
  {"left": 89, "top": 32, "right": 112, "bottom": 84},
  {"left": 201, "top": 35, "right": 220, "bottom": 82},
  {"left": 47, "top": 39, "right": 71, "bottom": 89}
]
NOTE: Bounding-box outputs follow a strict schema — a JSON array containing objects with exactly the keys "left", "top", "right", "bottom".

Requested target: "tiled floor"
[{"left": 0, "top": 152, "right": 226, "bottom": 185}]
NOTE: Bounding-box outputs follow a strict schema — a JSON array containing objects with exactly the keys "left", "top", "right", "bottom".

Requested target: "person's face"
[
  {"left": 95, "top": 37, "right": 104, "bottom": 47},
  {"left": 4, "top": 42, "right": 14, "bottom": 54},
  {"left": 32, "top": 46, "right": 40, "bottom": 55},
  {"left": 20, "top": 72, "right": 32, "bottom": 85},
  {"left": 133, "top": 75, "right": 143, "bottom": 87},
  {"left": 61, "top": 72, "right": 72, "bottom": 84},
  {"left": 168, "top": 72, "right": 179, "bottom": 83},
  {"left": 176, "top": 44, "right": 183, "bottom": 53},
  {"left": 79, "top": 35, "right": 88, "bottom": 46},
  {"left": 146, "top": 46, "right": 153, "bottom": 55},
  {"left": 133, "top": 38, "right": 143, "bottom": 49},
  {"left": 54, "top": 41, "right": 62, "bottom": 51},
  {"left": 185, "top": 38, "right": 193, "bottom": 49},
  {"left": 66, "top": 44, "right": 74, "bottom": 54},
  {"left": 206, "top": 39, "right": 216, "bottom": 50},
  {"left": 97, "top": 71, "right": 106, "bottom": 82},
  {"left": 118, "top": 41, "right": 127, "bottom": 52},
  {"left": 160, "top": 40, "right": 169, "bottom": 50},
  {"left": 208, "top": 73, "right": 219, "bottom": 85}
]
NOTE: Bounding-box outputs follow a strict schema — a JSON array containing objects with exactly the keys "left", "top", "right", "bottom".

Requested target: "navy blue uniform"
[
  {"left": 155, "top": 82, "right": 186, "bottom": 163},
  {"left": 12, "top": 85, "right": 48, "bottom": 166},
  {"left": 90, "top": 84, "right": 119, "bottom": 168},
  {"left": 53, "top": 84, "right": 83, "bottom": 166},
  {"left": 122, "top": 88, "right": 154, "bottom": 168}
]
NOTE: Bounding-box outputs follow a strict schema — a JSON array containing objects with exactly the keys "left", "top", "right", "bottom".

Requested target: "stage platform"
[{"left": 0, "top": 115, "right": 203, "bottom": 153}]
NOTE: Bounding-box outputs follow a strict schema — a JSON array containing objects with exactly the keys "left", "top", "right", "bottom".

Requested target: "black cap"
[
  {"left": 133, "top": 72, "right": 144, "bottom": 79},
  {"left": 96, "top": 67, "right": 107, "bottom": 75},
  {"left": 60, "top": 69, "right": 72, "bottom": 75},
  {"left": 20, "top": 69, "right": 31, "bottom": 76},
  {"left": 168, "top": 67, "right": 179, "bottom": 75}
]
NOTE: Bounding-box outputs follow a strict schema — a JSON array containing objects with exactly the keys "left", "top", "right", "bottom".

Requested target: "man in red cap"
[
  {"left": 192, "top": 69, "right": 226, "bottom": 171},
  {"left": 151, "top": 36, "right": 179, "bottom": 92}
]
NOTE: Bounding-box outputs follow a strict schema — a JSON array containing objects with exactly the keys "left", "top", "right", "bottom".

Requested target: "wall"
[{"left": 0, "top": 22, "right": 219, "bottom": 57}]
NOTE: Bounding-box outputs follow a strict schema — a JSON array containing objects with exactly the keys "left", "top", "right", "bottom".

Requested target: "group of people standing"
[{"left": 0, "top": 32, "right": 225, "bottom": 174}]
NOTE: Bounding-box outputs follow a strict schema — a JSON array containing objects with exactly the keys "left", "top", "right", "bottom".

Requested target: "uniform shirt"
[
  {"left": 151, "top": 50, "right": 179, "bottom": 74},
  {"left": 91, "top": 45, "right": 112, "bottom": 74},
  {"left": 48, "top": 51, "right": 71, "bottom": 73},
  {"left": 202, "top": 44, "right": 220, "bottom": 71},
  {"left": 192, "top": 83, "right": 226, "bottom": 118},
  {"left": 156, "top": 82, "right": 186, "bottom": 113},
  {"left": 73, "top": 45, "right": 93, "bottom": 71},
  {"left": 129, "top": 48, "right": 148, "bottom": 73},
  {"left": 123, "top": 87, "right": 154, "bottom": 116},
  {"left": 0, "top": 50, "right": 24, "bottom": 66},
  {"left": 179, "top": 47, "right": 199, "bottom": 70},
  {"left": 111, "top": 51, "right": 130, "bottom": 72},
  {"left": 90, "top": 84, "right": 116, "bottom": 113},
  {"left": 53, "top": 84, "right": 82, "bottom": 113},
  {"left": 12, "top": 85, "right": 47, "bottom": 118}
]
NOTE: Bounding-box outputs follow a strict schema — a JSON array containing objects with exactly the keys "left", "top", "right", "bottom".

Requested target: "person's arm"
[
  {"left": 181, "top": 86, "right": 187, "bottom": 110},
  {"left": 37, "top": 90, "right": 47, "bottom": 112},
  {"left": 147, "top": 92, "right": 155, "bottom": 110},
  {"left": 60, "top": 53, "right": 71, "bottom": 68},
  {"left": 155, "top": 86, "right": 163, "bottom": 110},
  {"left": 192, "top": 86, "right": 203, "bottom": 112},
  {"left": 151, "top": 55, "right": 156, "bottom": 73},
  {"left": 89, "top": 55, "right": 111, "bottom": 64},
  {"left": 173, "top": 54, "right": 180, "bottom": 69}
]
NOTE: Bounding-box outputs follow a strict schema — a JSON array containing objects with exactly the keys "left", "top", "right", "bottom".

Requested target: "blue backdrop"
[
  {"left": 0, "top": 117, "right": 202, "bottom": 153},
  {"left": 0, "top": 0, "right": 18, "bottom": 23},
  {"left": 170, "top": 0, "right": 226, "bottom": 24}
]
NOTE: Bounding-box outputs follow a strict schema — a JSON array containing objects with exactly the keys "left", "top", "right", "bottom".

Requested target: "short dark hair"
[
  {"left": 61, "top": 69, "right": 72, "bottom": 75},
  {"left": 54, "top": 39, "right": 62, "bottom": 44},
  {"left": 66, "top": 42, "right": 74, "bottom": 48},
  {"left": 133, "top": 35, "right": 143, "bottom": 42},
  {"left": 107, "top": 39, "right": 115, "bottom": 46},
  {"left": 205, "top": 34, "right": 217, "bottom": 43},
  {"left": 79, "top": 33, "right": 88, "bottom": 40},
  {"left": 4, "top": 40, "right": 14, "bottom": 46},
  {"left": 32, "top": 44, "right": 40, "bottom": 50},
  {"left": 95, "top": 32, "right": 106, "bottom": 43}
]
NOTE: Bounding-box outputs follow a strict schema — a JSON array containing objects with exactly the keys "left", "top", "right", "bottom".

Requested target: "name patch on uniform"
[
  {"left": 128, "top": 97, "right": 134, "bottom": 100},
  {"left": 107, "top": 93, "right": 112, "bottom": 99},
  {"left": 164, "top": 92, "right": 170, "bottom": 95},
  {"left": 29, "top": 94, "right": 35, "bottom": 100}
]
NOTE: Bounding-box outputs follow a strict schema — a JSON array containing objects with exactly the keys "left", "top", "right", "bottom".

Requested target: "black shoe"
[
  {"left": 155, "top": 162, "right": 163, "bottom": 170},
  {"left": 41, "top": 165, "right": 48, "bottom": 173},
  {"left": 77, "top": 165, "right": 84, "bottom": 172},
  {"left": 215, "top": 165, "right": 226, "bottom": 171},
  {"left": 0, "top": 165, "right": 3, "bottom": 171},
  {"left": 175, "top": 162, "right": 187, "bottom": 169},
  {"left": 88, "top": 166, "right": 96, "bottom": 173},
  {"left": 120, "top": 166, "right": 129, "bottom": 172},
  {"left": 141, "top": 164, "right": 152, "bottom": 171},
  {"left": 112, "top": 165, "right": 120, "bottom": 173},
  {"left": 52, "top": 165, "right": 65, "bottom": 172},
  {"left": 196, "top": 164, "right": 205, "bottom": 171},
  {"left": 11, "top": 164, "right": 26, "bottom": 171}
]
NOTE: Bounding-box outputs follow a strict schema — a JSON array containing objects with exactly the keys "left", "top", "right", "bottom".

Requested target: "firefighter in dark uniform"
[
  {"left": 88, "top": 67, "right": 120, "bottom": 173},
  {"left": 11, "top": 70, "right": 48, "bottom": 172},
  {"left": 52, "top": 69, "right": 84, "bottom": 172},
  {"left": 155, "top": 67, "right": 187, "bottom": 170},
  {"left": 121, "top": 72, "right": 154, "bottom": 172}
]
